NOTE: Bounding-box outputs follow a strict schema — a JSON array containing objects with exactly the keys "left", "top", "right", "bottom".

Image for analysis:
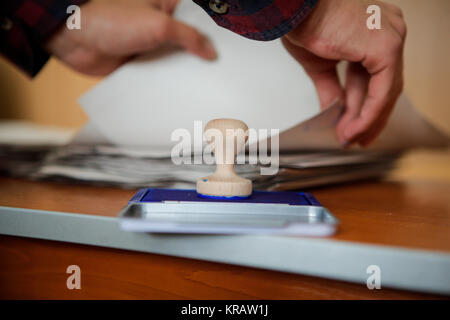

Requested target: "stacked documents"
[
  {"left": 1, "top": 89, "right": 448, "bottom": 191},
  {"left": 28, "top": 143, "right": 399, "bottom": 190},
  {"left": 26, "top": 90, "right": 443, "bottom": 190}
]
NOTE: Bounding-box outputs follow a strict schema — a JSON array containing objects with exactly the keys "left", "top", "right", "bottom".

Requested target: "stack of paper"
[
  {"left": 0, "top": 97, "right": 446, "bottom": 190},
  {"left": 0, "top": 121, "right": 74, "bottom": 178},
  {"left": 30, "top": 97, "right": 425, "bottom": 189},
  {"left": 30, "top": 143, "right": 399, "bottom": 190}
]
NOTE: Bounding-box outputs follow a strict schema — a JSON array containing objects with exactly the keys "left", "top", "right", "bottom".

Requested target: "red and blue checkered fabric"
[{"left": 193, "top": 0, "right": 318, "bottom": 41}]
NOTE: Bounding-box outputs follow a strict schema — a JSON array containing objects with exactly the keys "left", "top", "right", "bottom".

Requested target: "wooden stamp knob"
[{"left": 196, "top": 119, "right": 252, "bottom": 198}]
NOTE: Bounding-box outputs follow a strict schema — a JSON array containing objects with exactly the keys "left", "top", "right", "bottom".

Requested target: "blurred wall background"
[{"left": 0, "top": 0, "right": 449, "bottom": 133}]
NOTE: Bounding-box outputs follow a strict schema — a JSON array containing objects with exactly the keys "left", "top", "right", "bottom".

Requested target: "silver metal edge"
[
  {"left": 119, "top": 203, "right": 339, "bottom": 223},
  {"left": 0, "top": 205, "right": 449, "bottom": 295}
]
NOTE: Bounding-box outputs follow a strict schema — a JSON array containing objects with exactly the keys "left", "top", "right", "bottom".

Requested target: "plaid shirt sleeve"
[
  {"left": 0, "top": 0, "right": 89, "bottom": 77},
  {"left": 193, "top": 0, "right": 318, "bottom": 41}
]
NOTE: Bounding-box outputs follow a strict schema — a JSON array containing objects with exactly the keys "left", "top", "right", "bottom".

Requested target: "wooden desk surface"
[{"left": 0, "top": 149, "right": 449, "bottom": 299}]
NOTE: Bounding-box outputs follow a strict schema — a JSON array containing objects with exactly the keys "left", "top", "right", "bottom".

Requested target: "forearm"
[{"left": 0, "top": 0, "right": 88, "bottom": 76}]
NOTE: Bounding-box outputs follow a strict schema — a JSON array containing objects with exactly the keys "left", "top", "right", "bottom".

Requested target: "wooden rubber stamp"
[{"left": 196, "top": 119, "right": 252, "bottom": 198}]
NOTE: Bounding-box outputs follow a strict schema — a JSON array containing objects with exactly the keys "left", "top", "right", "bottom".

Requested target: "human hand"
[
  {"left": 283, "top": 0, "right": 406, "bottom": 147},
  {"left": 45, "top": 0, "right": 217, "bottom": 76}
]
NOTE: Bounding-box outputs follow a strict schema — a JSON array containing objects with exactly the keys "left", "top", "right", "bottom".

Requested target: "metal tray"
[{"left": 118, "top": 188, "right": 339, "bottom": 236}]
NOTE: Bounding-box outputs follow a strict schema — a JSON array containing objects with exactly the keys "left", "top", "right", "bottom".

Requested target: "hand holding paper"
[
  {"left": 283, "top": 0, "right": 407, "bottom": 147},
  {"left": 45, "top": 0, "right": 217, "bottom": 76}
]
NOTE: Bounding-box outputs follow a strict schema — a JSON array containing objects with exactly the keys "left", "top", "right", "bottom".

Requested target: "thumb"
[
  {"left": 165, "top": 17, "right": 218, "bottom": 60},
  {"left": 138, "top": 9, "right": 217, "bottom": 60},
  {"left": 282, "top": 38, "right": 344, "bottom": 109},
  {"left": 146, "top": 0, "right": 179, "bottom": 14}
]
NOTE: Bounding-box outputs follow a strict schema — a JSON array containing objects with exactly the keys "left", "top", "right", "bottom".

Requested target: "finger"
[
  {"left": 69, "top": 49, "right": 129, "bottom": 76},
  {"left": 88, "top": 56, "right": 129, "bottom": 76},
  {"left": 356, "top": 34, "right": 404, "bottom": 146},
  {"left": 312, "top": 68, "right": 344, "bottom": 110},
  {"left": 162, "top": 16, "right": 217, "bottom": 60},
  {"left": 138, "top": 10, "right": 217, "bottom": 60},
  {"left": 389, "top": 15, "right": 407, "bottom": 40},
  {"left": 146, "top": 0, "right": 178, "bottom": 13},
  {"left": 343, "top": 28, "right": 404, "bottom": 144},
  {"left": 383, "top": 2, "right": 404, "bottom": 19},
  {"left": 162, "top": 0, "right": 179, "bottom": 14},
  {"left": 358, "top": 104, "right": 392, "bottom": 147},
  {"left": 358, "top": 112, "right": 390, "bottom": 147},
  {"left": 282, "top": 38, "right": 344, "bottom": 109},
  {"left": 343, "top": 62, "right": 400, "bottom": 144},
  {"left": 336, "top": 62, "right": 369, "bottom": 146}
]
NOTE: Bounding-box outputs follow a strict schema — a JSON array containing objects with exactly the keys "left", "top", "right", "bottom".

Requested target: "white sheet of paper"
[
  {"left": 78, "top": 0, "right": 319, "bottom": 151},
  {"left": 276, "top": 94, "right": 450, "bottom": 151}
]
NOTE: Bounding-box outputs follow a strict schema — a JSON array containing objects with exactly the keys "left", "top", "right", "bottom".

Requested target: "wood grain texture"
[
  {"left": 0, "top": 166, "right": 448, "bottom": 251},
  {"left": 0, "top": 149, "right": 449, "bottom": 299},
  {"left": 0, "top": 235, "right": 444, "bottom": 300}
]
